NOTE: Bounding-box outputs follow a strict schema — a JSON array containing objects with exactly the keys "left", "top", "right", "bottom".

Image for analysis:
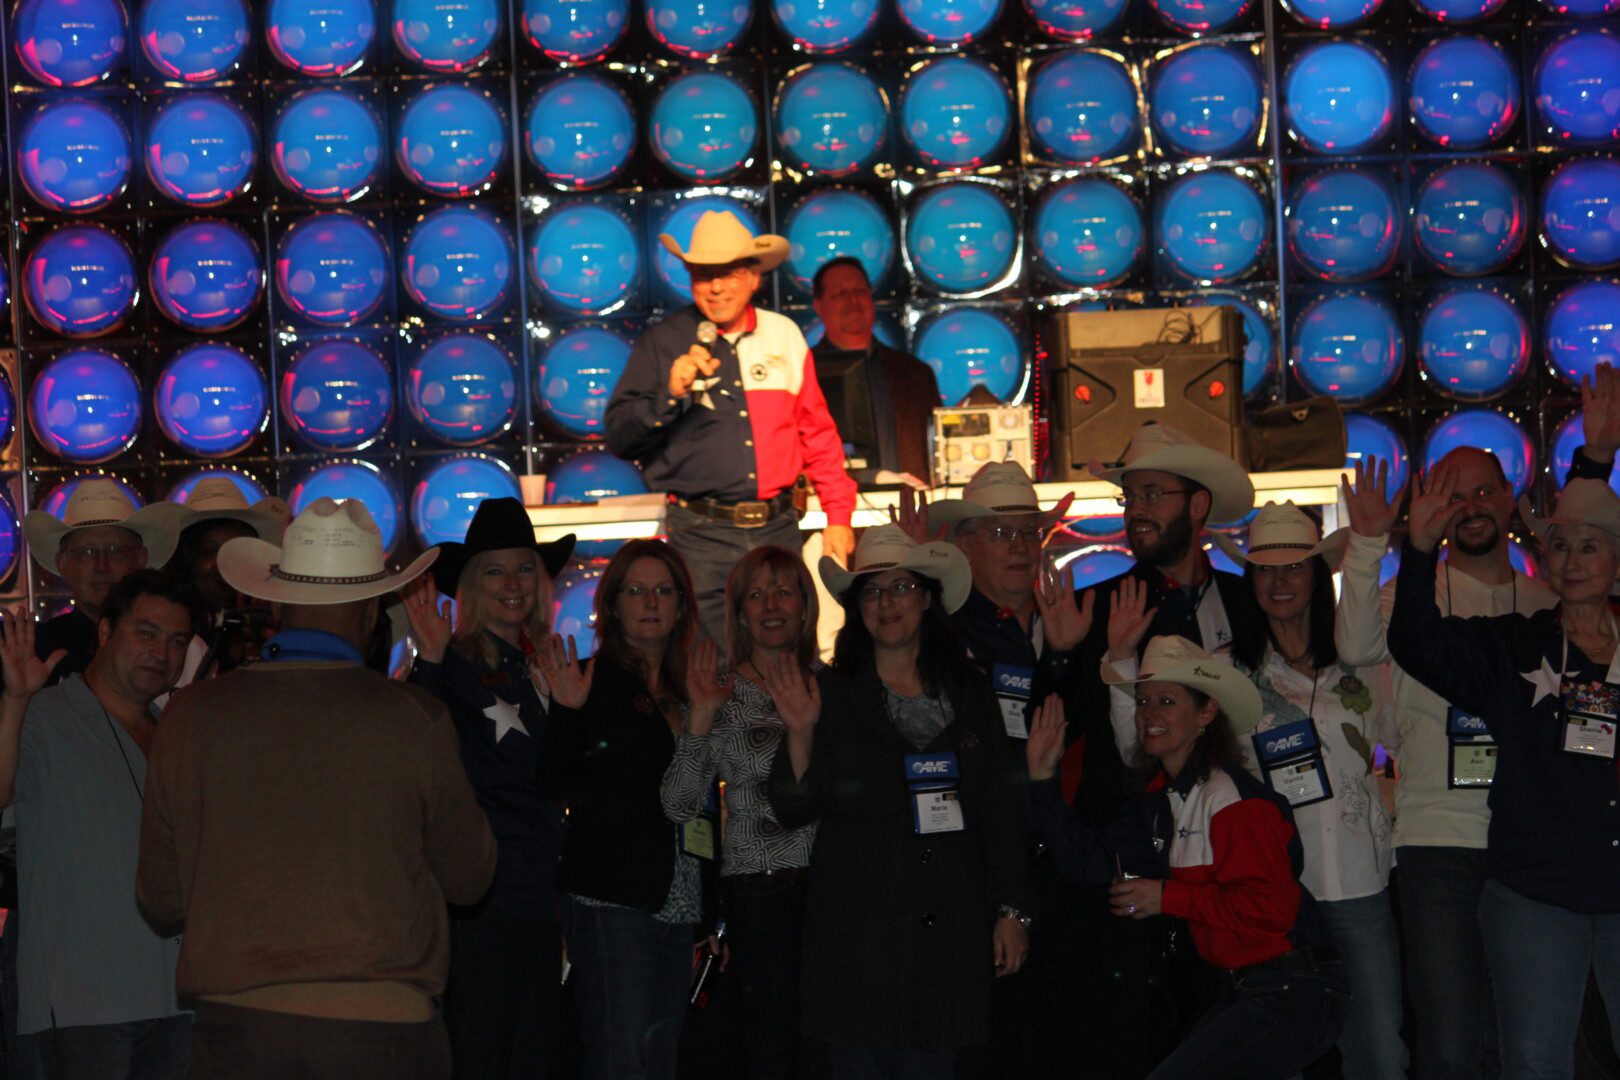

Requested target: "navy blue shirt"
[{"left": 952, "top": 587, "right": 1076, "bottom": 744}]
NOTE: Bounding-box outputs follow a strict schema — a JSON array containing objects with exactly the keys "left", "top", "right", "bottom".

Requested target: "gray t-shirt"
[{"left": 16, "top": 675, "right": 183, "bottom": 1034}]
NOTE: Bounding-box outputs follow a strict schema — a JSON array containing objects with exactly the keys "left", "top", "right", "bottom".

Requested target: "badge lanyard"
[
  {"left": 1557, "top": 614, "right": 1620, "bottom": 762},
  {"left": 1253, "top": 715, "right": 1333, "bottom": 809},
  {"left": 905, "top": 751, "right": 965, "bottom": 834},
  {"left": 1442, "top": 565, "right": 1516, "bottom": 786},
  {"left": 101, "top": 707, "right": 144, "bottom": 804}
]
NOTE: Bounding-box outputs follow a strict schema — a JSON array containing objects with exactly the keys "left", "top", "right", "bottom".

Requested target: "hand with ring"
[{"left": 1108, "top": 877, "right": 1164, "bottom": 921}]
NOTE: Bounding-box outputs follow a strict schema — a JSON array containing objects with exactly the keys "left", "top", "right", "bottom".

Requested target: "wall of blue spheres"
[{"left": 0, "top": 0, "right": 1616, "bottom": 634}]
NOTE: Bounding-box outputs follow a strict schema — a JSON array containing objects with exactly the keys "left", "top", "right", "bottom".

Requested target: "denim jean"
[
  {"left": 824, "top": 1041, "right": 956, "bottom": 1080},
  {"left": 444, "top": 904, "right": 562, "bottom": 1080},
  {"left": 1477, "top": 878, "right": 1620, "bottom": 1080},
  {"left": 1319, "top": 890, "right": 1409, "bottom": 1080},
  {"left": 1396, "top": 845, "right": 1498, "bottom": 1080},
  {"left": 562, "top": 897, "right": 692, "bottom": 1080},
  {"left": 33, "top": 1015, "right": 192, "bottom": 1080},
  {"left": 721, "top": 873, "right": 806, "bottom": 1080},
  {"left": 664, "top": 503, "right": 803, "bottom": 645}
]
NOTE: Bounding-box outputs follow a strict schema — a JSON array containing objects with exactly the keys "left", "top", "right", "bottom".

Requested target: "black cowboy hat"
[{"left": 430, "top": 497, "right": 575, "bottom": 596}]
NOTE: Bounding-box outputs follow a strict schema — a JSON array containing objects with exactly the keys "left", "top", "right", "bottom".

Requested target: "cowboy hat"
[
  {"left": 1212, "top": 501, "right": 1348, "bottom": 571},
  {"left": 1095, "top": 423, "right": 1256, "bottom": 525},
  {"left": 174, "top": 477, "right": 291, "bottom": 545},
  {"left": 928, "top": 461, "right": 1044, "bottom": 538},
  {"left": 818, "top": 524, "right": 972, "bottom": 613},
  {"left": 24, "top": 477, "right": 184, "bottom": 572},
  {"left": 658, "top": 210, "right": 789, "bottom": 273},
  {"left": 1520, "top": 478, "right": 1620, "bottom": 547},
  {"left": 1103, "top": 634, "right": 1263, "bottom": 735},
  {"left": 430, "top": 497, "right": 575, "bottom": 596},
  {"left": 218, "top": 497, "right": 438, "bottom": 605}
]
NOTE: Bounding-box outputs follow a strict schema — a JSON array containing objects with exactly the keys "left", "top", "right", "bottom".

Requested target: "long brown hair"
[
  {"left": 724, "top": 545, "right": 819, "bottom": 671},
  {"left": 451, "top": 549, "right": 554, "bottom": 670},
  {"left": 593, "top": 539, "right": 696, "bottom": 699},
  {"left": 1125, "top": 685, "right": 1245, "bottom": 786}
]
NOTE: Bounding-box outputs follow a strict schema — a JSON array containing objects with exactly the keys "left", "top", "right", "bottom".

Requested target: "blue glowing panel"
[
  {"left": 139, "top": 0, "right": 249, "bottom": 81},
  {"left": 523, "top": 0, "right": 629, "bottom": 61},
  {"left": 1552, "top": 412, "right": 1620, "bottom": 494},
  {"left": 1418, "top": 290, "right": 1529, "bottom": 402},
  {"left": 1066, "top": 516, "right": 1125, "bottom": 540},
  {"left": 1289, "top": 293, "right": 1405, "bottom": 405},
  {"left": 547, "top": 450, "right": 648, "bottom": 504},
  {"left": 784, "top": 189, "right": 897, "bottom": 293},
  {"left": 407, "top": 334, "right": 516, "bottom": 445},
  {"left": 13, "top": 0, "right": 127, "bottom": 87},
  {"left": 145, "top": 93, "right": 257, "bottom": 207},
  {"left": 1063, "top": 545, "right": 1133, "bottom": 589},
  {"left": 899, "top": 57, "right": 1012, "bottom": 170},
  {"left": 275, "top": 213, "right": 389, "bottom": 326},
  {"left": 169, "top": 468, "right": 268, "bottom": 504},
  {"left": 551, "top": 567, "right": 600, "bottom": 650},
  {"left": 1032, "top": 178, "right": 1142, "bottom": 288},
  {"left": 1022, "top": 0, "right": 1128, "bottom": 40},
  {"left": 1541, "top": 157, "right": 1620, "bottom": 271},
  {"left": 1410, "top": 0, "right": 1506, "bottom": 21},
  {"left": 1286, "top": 169, "right": 1401, "bottom": 283},
  {"left": 1536, "top": 31, "right": 1620, "bottom": 146},
  {"left": 897, "top": 0, "right": 1002, "bottom": 43},
  {"left": 1156, "top": 170, "right": 1268, "bottom": 284},
  {"left": 653, "top": 196, "right": 761, "bottom": 303},
  {"left": 392, "top": 0, "right": 500, "bottom": 71},
  {"left": 906, "top": 183, "right": 1017, "bottom": 294},
  {"left": 0, "top": 489, "right": 19, "bottom": 584},
  {"left": 650, "top": 71, "right": 757, "bottom": 183},
  {"left": 396, "top": 84, "right": 506, "bottom": 198},
  {"left": 797, "top": 313, "right": 903, "bottom": 348},
  {"left": 537, "top": 324, "right": 633, "bottom": 438},
  {"left": 29, "top": 348, "right": 142, "bottom": 463},
  {"left": 771, "top": 0, "right": 879, "bottom": 51},
  {"left": 1279, "top": 0, "right": 1382, "bottom": 27},
  {"left": 1421, "top": 409, "right": 1534, "bottom": 497},
  {"left": 1343, "top": 412, "right": 1409, "bottom": 494},
  {"left": 411, "top": 455, "right": 521, "bottom": 546},
  {"left": 1283, "top": 41, "right": 1395, "bottom": 155},
  {"left": 272, "top": 89, "right": 383, "bottom": 203},
  {"left": 1149, "top": 44, "right": 1262, "bottom": 159},
  {"left": 402, "top": 206, "right": 512, "bottom": 321},
  {"left": 267, "top": 0, "right": 376, "bottom": 75},
  {"left": 281, "top": 339, "right": 393, "bottom": 451},
  {"left": 18, "top": 98, "right": 131, "bottom": 214},
  {"left": 1148, "top": 0, "right": 1249, "bottom": 34},
  {"left": 1414, "top": 162, "right": 1526, "bottom": 276},
  {"left": 525, "top": 74, "right": 635, "bottom": 191},
  {"left": 0, "top": 369, "right": 13, "bottom": 445},
  {"left": 1409, "top": 36, "right": 1519, "bottom": 150},
  {"left": 1026, "top": 51, "right": 1139, "bottom": 165},
  {"left": 149, "top": 220, "right": 263, "bottom": 331},
  {"left": 645, "top": 0, "right": 751, "bottom": 57},
  {"left": 914, "top": 308, "right": 1024, "bottom": 404},
  {"left": 1183, "top": 292, "right": 1275, "bottom": 399},
  {"left": 527, "top": 204, "right": 640, "bottom": 315},
  {"left": 24, "top": 225, "right": 137, "bottom": 338},
  {"left": 1541, "top": 0, "right": 1620, "bottom": 16},
  {"left": 289, "top": 460, "right": 402, "bottom": 553},
  {"left": 1547, "top": 281, "right": 1620, "bottom": 390},
  {"left": 154, "top": 343, "right": 268, "bottom": 457},
  {"left": 775, "top": 63, "right": 888, "bottom": 178}
]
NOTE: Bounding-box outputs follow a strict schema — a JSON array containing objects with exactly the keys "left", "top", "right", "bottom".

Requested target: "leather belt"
[
  {"left": 674, "top": 490, "right": 795, "bottom": 528},
  {"left": 1227, "top": 944, "right": 1341, "bottom": 985}
]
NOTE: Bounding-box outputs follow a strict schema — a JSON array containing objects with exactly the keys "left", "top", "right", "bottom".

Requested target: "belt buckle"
[{"left": 733, "top": 501, "right": 769, "bottom": 527}]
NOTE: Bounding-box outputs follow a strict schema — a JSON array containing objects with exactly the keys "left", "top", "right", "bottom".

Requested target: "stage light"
[
  {"left": 906, "top": 182, "right": 1017, "bottom": 294},
  {"left": 1546, "top": 280, "right": 1620, "bottom": 389},
  {"left": 29, "top": 348, "right": 142, "bottom": 464},
  {"left": 1541, "top": 156, "right": 1620, "bottom": 271},
  {"left": 406, "top": 333, "right": 517, "bottom": 446},
  {"left": 1061, "top": 545, "right": 1133, "bottom": 587},
  {"left": 1149, "top": 44, "right": 1262, "bottom": 159},
  {"left": 1551, "top": 412, "right": 1620, "bottom": 494},
  {"left": 154, "top": 343, "right": 269, "bottom": 458},
  {"left": 272, "top": 88, "right": 384, "bottom": 203},
  {"left": 1031, "top": 177, "right": 1143, "bottom": 288},
  {"left": 551, "top": 567, "right": 601, "bottom": 651},
  {"left": 1025, "top": 50, "right": 1140, "bottom": 165},
  {"left": 525, "top": 74, "right": 636, "bottom": 191},
  {"left": 144, "top": 93, "right": 257, "bottom": 207},
  {"left": 898, "top": 57, "right": 1013, "bottom": 170},
  {"left": 391, "top": 0, "right": 501, "bottom": 72},
  {"left": 1283, "top": 40, "right": 1395, "bottom": 155},
  {"left": 797, "top": 313, "right": 903, "bottom": 349},
  {"left": 913, "top": 307, "right": 1024, "bottom": 405},
  {"left": 526, "top": 203, "right": 640, "bottom": 315},
  {"left": 1278, "top": 0, "right": 1382, "bottom": 27},
  {"left": 1182, "top": 292, "right": 1275, "bottom": 399},
  {"left": 1410, "top": 0, "right": 1506, "bottom": 19},
  {"left": 1413, "top": 162, "right": 1526, "bottom": 276},
  {"left": 280, "top": 339, "right": 393, "bottom": 451},
  {"left": 1417, "top": 289, "right": 1529, "bottom": 402},
  {"left": 12, "top": 0, "right": 127, "bottom": 87},
  {"left": 1421, "top": 408, "right": 1534, "bottom": 497},
  {"left": 769, "top": 0, "right": 880, "bottom": 51},
  {"left": 289, "top": 460, "right": 402, "bottom": 553},
  {"left": 1289, "top": 292, "right": 1405, "bottom": 405},
  {"left": 645, "top": 0, "right": 752, "bottom": 57},
  {"left": 649, "top": 70, "right": 758, "bottom": 183},
  {"left": 1408, "top": 36, "right": 1519, "bottom": 149},
  {"left": 401, "top": 206, "right": 512, "bottom": 322},
  {"left": 783, "top": 188, "right": 897, "bottom": 293},
  {"left": 1286, "top": 168, "right": 1401, "bottom": 283},
  {"left": 1148, "top": 0, "right": 1250, "bottom": 33},
  {"left": 522, "top": 0, "right": 629, "bottom": 61},
  {"left": 275, "top": 213, "right": 390, "bottom": 328},
  {"left": 0, "top": 368, "right": 14, "bottom": 446},
  {"left": 149, "top": 220, "right": 263, "bottom": 332},
  {"left": 1540, "top": 0, "right": 1620, "bottom": 18},
  {"left": 267, "top": 0, "right": 376, "bottom": 76},
  {"left": 138, "top": 0, "right": 250, "bottom": 82},
  {"left": 652, "top": 196, "right": 762, "bottom": 302},
  {"left": 897, "top": 0, "right": 1003, "bottom": 44},
  {"left": 23, "top": 225, "right": 138, "bottom": 338},
  {"left": 412, "top": 455, "right": 521, "bottom": 545},
  {"left": 0, "top": 488, "right": 20, "bottom": 584},
  {"left": 547, "top": 449, "right": 648, "bottom": 502},
  {"left": 1022, "top": 0, "right": 1128, "bottom": 40},
  {"left": 1535, "top": 30, "right": 1620, "bottom": 145},
  {"left": 1343, "top": 412, "right": 1409, "bottom": 493},
  {"left": 775, "top": 62, "right": 888, "bottom": 178},
  {"left": 536, "top": 324, "right": 633, "bottom": 439},
  {"left": 1156, "top": 169, "right": 1269, "bottom": 284},
  {"left": 395, "top": 84, "right": 506, "bottom": 198},
  {"left": 169, "top": 469, "right": 269, "bottom": 503},
  {"left": 18, "top": 98, "right": 132, "bottom": 214},
  {"left": 39, "top": 474, "right": 144, "bottom": 519}
]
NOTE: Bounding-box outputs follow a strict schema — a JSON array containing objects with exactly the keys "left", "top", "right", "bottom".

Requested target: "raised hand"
[
  {"left": 401, "top": 575, "right": 453, "bottom": 665},
  {"left": 683, "top": 638, "right": 733, "bottom": 736},
  {"left": 1106, "top": 578, "right": 1158, "bottom": 663},
  {"left": 1407, "top": 461, "right": 1466, "bottom": 554},
  {"left": 0, "top": 607, "right": 64, "bottom": 702},
  {"left": 667, "top": 345, "right": 721, "bottom": 399},
  {"left": 889, "top": 487, "right": 932, "bottom": 545},
  {"left": 1035, "top": 563, "right": 1094, "bottom": 653},
  {"left": 759, "top": 651, "right": 819, "bottom": 737},
  {"left": 1583, "top": 361, "right": 1620, "bottom": 463},
  {"left": 1340, "top": 456, "right": 1407, "bottom": 539},
  {"left": 1024, "top": 693, "right": 1067, "bottom": 782},
  {"left": 541, "top": 633, "right": 594, "bottom": 710}
]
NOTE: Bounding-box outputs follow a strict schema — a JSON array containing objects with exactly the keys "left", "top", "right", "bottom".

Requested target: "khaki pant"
[{"left": 190, "top": 1001, "right": 451, "bottom": 1080}]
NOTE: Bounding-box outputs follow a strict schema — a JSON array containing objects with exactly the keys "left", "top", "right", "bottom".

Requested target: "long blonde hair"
[
  {"left": 725, "top": 545, "right": 819, "bottom": 671},
  {"left": 451, "top": 549, "right": 554, "bottom": 670}
]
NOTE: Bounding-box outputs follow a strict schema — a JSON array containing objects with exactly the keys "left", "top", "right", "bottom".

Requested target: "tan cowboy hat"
[
  {"left": 928, "top": 461, "right": 1044, "bottom": 537},
  {"left": 1520, "top": 478, "right": 1620, "bottom": 546},
  {"left": 218, "top": 497, "right": 438, "bottom": 605},
  {"left": 24, "top": 477, "right": 184, "bottom": 572},
  {"left": 1095, "top": 422, "right": 1256, "bottom": 525},
  {"left": 658, "top": 210, "right": 789, "bottom": 273},
  {"left": 818, "top": 524, "right": 972, "bottom": 613},
  {"left": 1103, "top": 634, "right": 1263, "bottom": 734},
  {"left": 1212, "top": 501, "right": 1348, "bottom": 570},
  {"left": 175, "top": 477, "right": 291, "bottom": 545}
]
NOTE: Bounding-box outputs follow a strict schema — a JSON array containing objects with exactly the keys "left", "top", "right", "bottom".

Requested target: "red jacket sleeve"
[
  {"left": 794, "top": 347, "right": 858, "bottom": 527},
  {"left": 1160, "top": 797, "right": 1300, "bottom": 957}
]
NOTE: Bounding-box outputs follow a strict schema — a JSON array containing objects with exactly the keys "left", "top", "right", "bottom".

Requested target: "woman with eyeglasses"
[{"left": 765, "top": 526, "right": 1033, "bottom": 1078}]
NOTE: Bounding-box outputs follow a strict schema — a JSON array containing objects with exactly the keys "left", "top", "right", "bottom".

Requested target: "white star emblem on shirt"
[
  {"left": 483, "top": 698, "right": 528, "bottom": 743},
  {"left": 1520, "top": 656, "right": 1564, "bottom": 708}
]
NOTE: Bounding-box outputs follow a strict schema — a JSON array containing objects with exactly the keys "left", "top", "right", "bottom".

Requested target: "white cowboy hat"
[
  {"left": 658, "top": 210, "right": 789, "bottom": 273},
  {"left": 1103, "top": 634, "right": 1263, "bottom": 734},
  {"left": 818, "top": 524, "right": 972, "bottom": 613},
  {"left": 927, "top": 461, "right": 1044, "bottom": 537},
  {"left": 1521, "top": 478, "right": 1620, "bottom": 547},
  {"left": 1095, "top": 422, "right": 1255, "bottom": 525},
  {"left": 175, "top": 477, "right": 291, "bottom": 545},
  {"left": 1212, "top": 501, "right": 1348, "bottom": 570},
  {"left": 24, "top": 477, "right": 184, "bottom": 572},
  {"left": 218, "top": 497, "right": 438, "bottom": 605}
]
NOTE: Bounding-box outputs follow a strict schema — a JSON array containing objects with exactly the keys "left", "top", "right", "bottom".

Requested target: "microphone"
[
  {"left": 692, "top": 320, "right": 721, "bottom": 406},
  {"left": 696, "top": 320, "right": 718, "bottom": 346}
]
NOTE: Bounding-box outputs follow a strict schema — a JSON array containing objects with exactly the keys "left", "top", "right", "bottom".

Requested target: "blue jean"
[
  {"left": 562, "top": 897, "right": 691, "bottom": 1080},
  {"left": 1147, "top": 961, "right": 1349, "bottom": 1080},
  {"left": 1477, "top": 879, "right": 1620, "bottom": 1080},
  {"left": 1319, "top": 890, "right": 1409, "bottom": 1080},
  {"left": 1396, "top": 845, "right": 1498, "bottom": 1080},
  {"left": 722, "top": 873, "right": 806, "bottom": 1080},
  {"left": 824, "top": 1041, "right": 955, "bottom": 1079},
  {"left": 664, "top": 503, "right": 803, "bottom": 646},
  {"left": 33, "top": 1015, "right": 192, "bottom": 1080}
]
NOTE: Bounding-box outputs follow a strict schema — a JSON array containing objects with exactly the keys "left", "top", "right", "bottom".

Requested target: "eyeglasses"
[
  {"left": 1114, "top": 488, "right": 1189, "bottom": 509},
  {"left": 1253, "top": 561, "right": 1310, "bottom": 576},
  {"left": 622, "top": 584, "right": 679, "bottom": 600},
  {"left": 859, "top": 579, "right": 922, "bottom": 603},
  {"left": 978, "top": 524, "right": 1043, "bottom": 543},
  {"left": 63, "top": 543, "right": 139, "bottom": 566}
]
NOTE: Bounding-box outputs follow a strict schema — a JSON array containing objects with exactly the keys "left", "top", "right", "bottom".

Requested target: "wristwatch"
[{"left": 997, "top": 904, "right": 1033, "bottom": 929}]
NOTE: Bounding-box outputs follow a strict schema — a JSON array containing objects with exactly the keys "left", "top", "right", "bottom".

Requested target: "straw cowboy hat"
[
  {"left": 1096, "top": 423, "right": 1256, "bottom": 525},
  {"left": 24, "top": 477, "right": 184, "bottom": 572},
  {"left": 658, "top": 210, "right": 789, "bottom": 273},
  {"left": 218, "top": 497, "right": 438, "bottom": 605},
  {"left": 1212, "top": 501, "right": 1348, "bottom": 571},
  {"left": 1520, "top": 478, "right": 1620, "bottom": 547},
  {"left": 1103, "top": 634, "right": 1263, "bottom": 734},
  {"left": 818, "top": 524, "right": 972, "bottom": 613},
  {"left": 175, "top": 477, "right": 291, "bottom": 544},
  {"left": 431, "top": 497, "right": 575, "bottom": 596},
  {"left": 928, "top": 461, "right": 1043, "bottom": 538}
]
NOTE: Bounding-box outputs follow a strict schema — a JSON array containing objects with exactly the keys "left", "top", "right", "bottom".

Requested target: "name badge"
[
  {"left": 1562, "top": 679, "right": 1620, "bottom": 760},
  {"left": 680, "top": 784, "right": 721, "bottom": 860},
  {"left": 992, "top": 663, "right": 1035, "bottom": 740},
  {"left": 906, "top": 752, "right": 965, "bottom": 834},
  {"left": 1252, "top": 718, "right": 1332, "bottom": 809},
  {"left": 1446, "top": 706, "right": 1497, "bottom": 788}
]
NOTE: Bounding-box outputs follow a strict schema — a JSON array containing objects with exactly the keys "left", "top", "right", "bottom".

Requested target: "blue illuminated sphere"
[
  {"left": 1066, "top": 516, "right": 1125, "bottom": 541},
  {"left": 139, "top": 0, "right": 249, "bottom": 81},
  {"left": 1156, "top": 170, "right": 1269, "bottom": 284},
  {"left": 407, "top": 334, "right": 516, "bottom": 445},
  {"left": 897, "top": 0, "right": 1002, "bottom": 44},
  {"left": 1032, "top": 178, "right": 1143, "bottom": 288},
  {"left": 29, "top": 348, "right": 142, "bottom": 463},
  {"left": 650, "top": 71, "right": 757, "bottom": 183},
  {"left": 1409, "top": 36, "right": 1519, "bottom": 150},
  {"left": 775, "top": 63, "right": 887, "bottom": 178},
  {"left": 523, "top": 0, "right": 629, "bottom": 61},
  {"left": 906, "top": 183, "right": 1017, "bottom": 294},
  {"left": 40, "top": 475, "right": 144, "bottom": 520},
  {"left": 150, "top": 220, "right": 262, "bottom": 331},
  {"left": 1278, "top": 0, "right": 1382, "bottom": 27},
  {"left": 1541, "top": 157, "right": 1620, "bottom": 271},
  {"left": 18, "top": 98, "right": 131, "bottom": 214},
  {"left": 1414, "top": 162, "right": 1526, "bottom": 276},
  {"left": 1026, "top": 51, "right": 1139, "bottom": 165},
  {"left": 1286, "top": 169, "right": 1401, "bottom": 283},
  {"left": 1344, "top": 412, "right": 1409, "bottom": 494},
  {"left": 645, "top": 0, "right": 751, "bottom": 57},
  {"left": 0, "top": 369, "right": 14, "bottom": 445},
  {"left": 13, "top": 0, "right": 127, "bottom": 87},
  {"left": 412, "top": 456, "right": 521, "bottom": 545},
  {"left": 537, "top": 324, "right": 633, "bottom": 438},
  {"left": 1541, "top": 0, "right": 1620, "bottom": 17},
  {"left": 1283, "top": 41, "right": 1396, "bottom": 155},
  {"left": 24, "top": 225, "right": 137, "bottom": 338},
  {"left": 402, "top": 206, "right": 512, "bottom": 321},
  {"left": 169, "top": 469, "right": 268, "bottom": 504},
  {"left": 272, "top": 89, "right": 383, "bottom": 203},
  {"left": 0, "top": 489, "right": 19, "bottom": 585},
  {"left": 1022, "top": 0, "right": 1128, "bottom": 40},
  {"left": 1536, "top": 31, "right": 1620, "bottom": 146},
  {"left": 1552, "top": 412, "right": 1620, "bottom": 494},
  {"left": 1422, "top": 409, "right": 1535, "bottom": 497},
  {"left": 276, "top": 213, "right": 389, "bottom": 326},
  {"left": 392, "top": 0, "right": 501, "bottom": 71},
  {"left": 1289, "top": 293, "right": 1405, "bottom": 406},
  {"left": 1065, "top": 546, "right": 1133, "bottom": 589},
  {"left": 154, "top": 343, "right": 268, "bottom": 457},
  {"left": 1148, "top": 0, "right": 1250, "bottom": 33},
  {"left": 899, "top": 57, "right": 1012, "bottom": 170},
  {"left": 770, "top": 0, "right": 879, "bottom": 51},
  {"left": 1418, "top": 290, "right": 1529, "bottom": 402},
  {"left": 1183, "top": 292, "right": 1276, "bottom": 398},
  {"left": 1547, "top": 281, "right": 1620, "bottom": 389},
  {"left": 551, "top": 567, "right": 601, "bottom": 651},
  {"left": 1410, "top": 0, "right": 1506, "bottom": 22},
  {"left": 1150, "top": 45, "right": 1262, "bottom": 158},
  {"left": 784, "top": 188, "right": 896, "bottom": 293},
  {"left": 797, "top": 313, "right": 903, "bottom": 349},
  {"left": 653, "top": 196, "right": 762, "bottom": 302},
  {"left": 267, "top": 0, "right": 375, "bottom": 75},
  {"left": 525, "top": 74, "right": 635, "bottom": 191},
  {"left": 289, "top": 461, "right": 402, "bottom": 553},
  {"left": 527, "top": 204, "right": 640, "bottom": 315},
  {"left": 145, "top": 94, "right": 257, "bottom": 207},
  {"left": 914, "top": 308, "right": 1024, "bottom": 405},
  {"left": 396, "top": 85, "right": 505, "bottom": 198},
  {"left": 281, "top": 340, "right": 393, "bottom": 451},
  {"left": 548, "top": 450, "right": 648, "bottom": 501}
]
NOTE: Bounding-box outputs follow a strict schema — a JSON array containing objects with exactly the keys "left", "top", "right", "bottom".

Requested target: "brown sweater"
[{"left": 137, "top": 661, "right": 497, "bottom": 1022}]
